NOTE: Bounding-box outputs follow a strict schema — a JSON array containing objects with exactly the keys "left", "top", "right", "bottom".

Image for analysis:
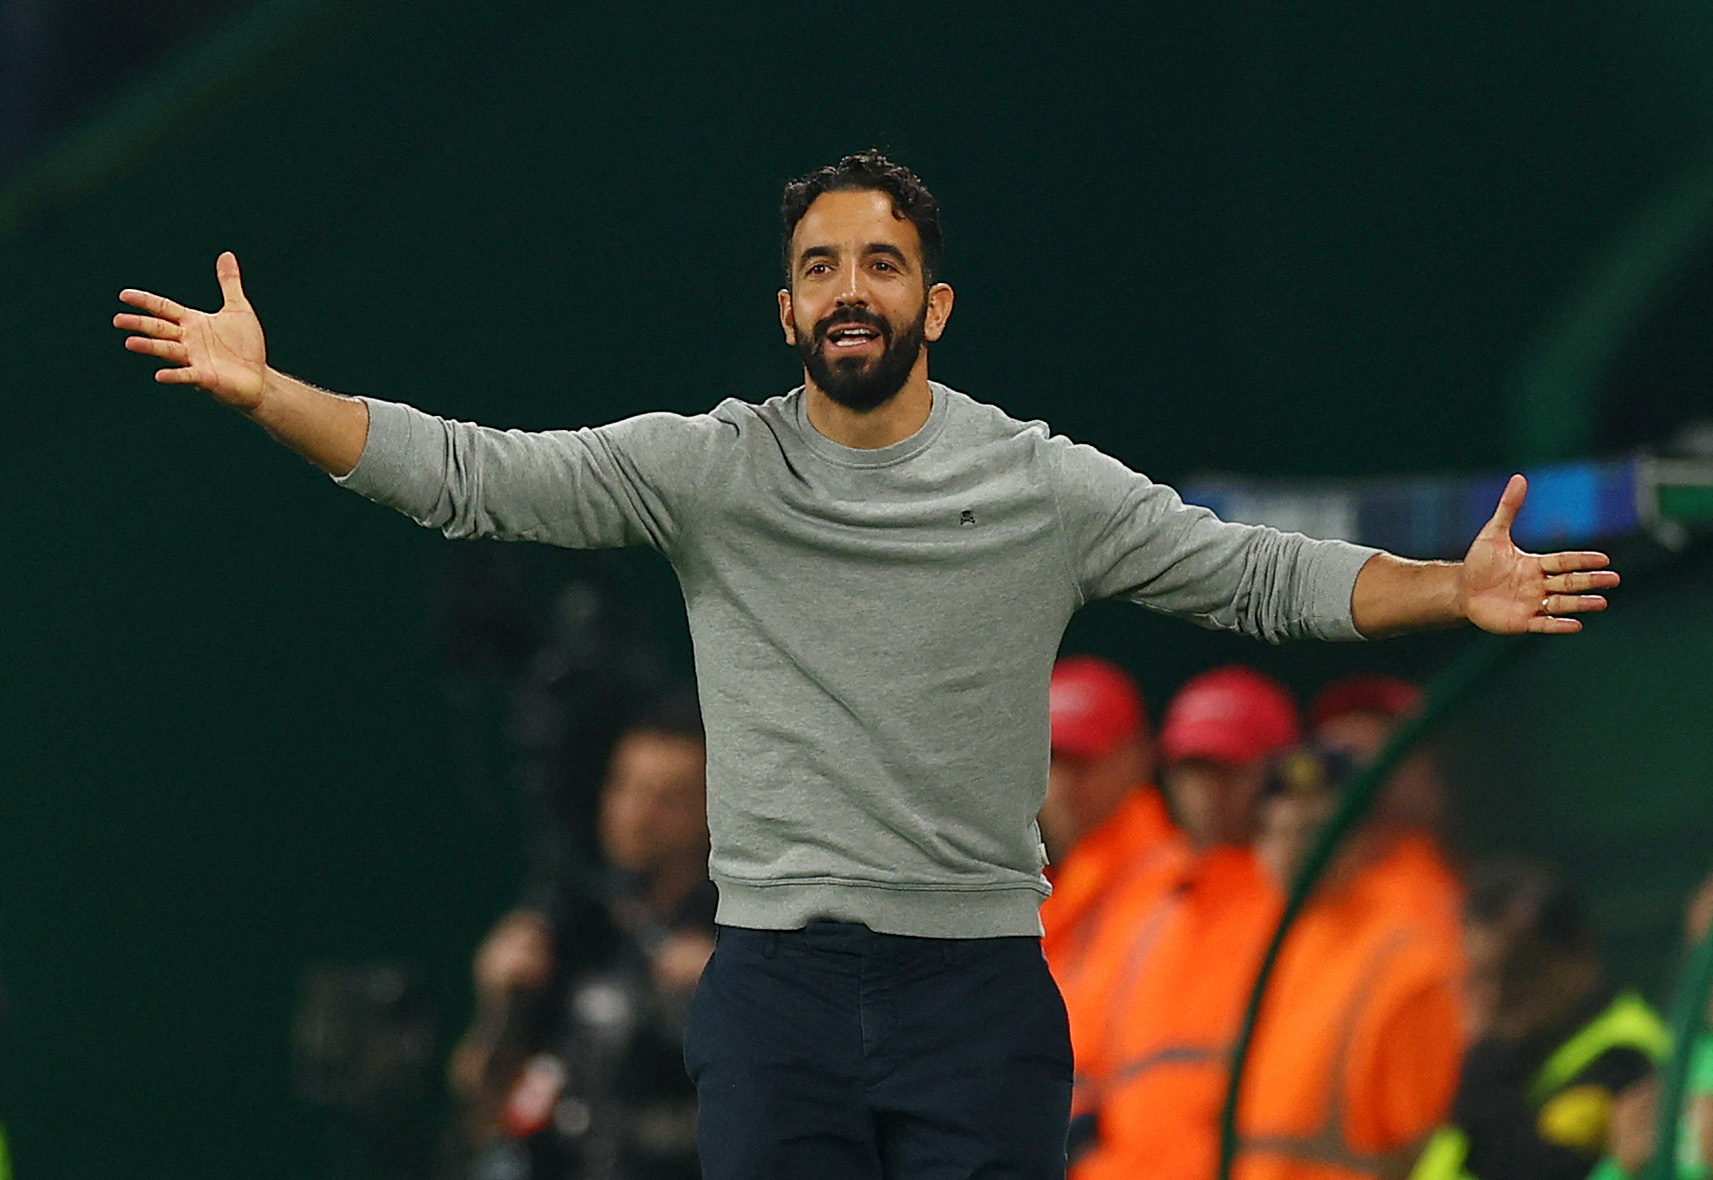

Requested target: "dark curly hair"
[{"left": 780, "top": 150, "right": 944, "bottom": 287}]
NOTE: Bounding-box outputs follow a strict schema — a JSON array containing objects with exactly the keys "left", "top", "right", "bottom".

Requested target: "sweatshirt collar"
[{"left": 792, "top": 382, "right": 950, "bottom": 468}]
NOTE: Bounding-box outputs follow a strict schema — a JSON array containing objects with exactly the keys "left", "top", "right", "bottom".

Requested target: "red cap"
[
  {"left": 1050, "top": 656, "right": 1148, "bottom": 760},
  {"left": 1309, "top": 675, "right": 1422, "bottom": 731},
  {"left": 1159, "top": 666, "right": 1299, "bottom": 766}
]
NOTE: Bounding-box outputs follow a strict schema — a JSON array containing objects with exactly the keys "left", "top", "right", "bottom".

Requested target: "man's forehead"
[{"left": 792, "top": 189, "right": 921, "bottom": 254}]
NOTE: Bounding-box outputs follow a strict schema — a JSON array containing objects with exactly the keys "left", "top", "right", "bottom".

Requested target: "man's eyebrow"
[
  {"left": 795, "top": 242, "right": 913, "bottom": 269},
  {"left": 865, "top": 243, "right": 911, "bottom": 267}
]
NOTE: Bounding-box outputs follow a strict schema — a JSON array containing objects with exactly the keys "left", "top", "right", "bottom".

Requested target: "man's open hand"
[
  {"left": 115, "top": 251, "right": 266, "bottom": 412},
  {"left": 1460, "top": 474, "right": 1619, "bottom": 635}
]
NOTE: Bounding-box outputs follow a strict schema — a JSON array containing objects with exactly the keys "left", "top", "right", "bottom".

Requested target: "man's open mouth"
[{"left": 823, "top": 324, "right": 883, "bottom": 351}]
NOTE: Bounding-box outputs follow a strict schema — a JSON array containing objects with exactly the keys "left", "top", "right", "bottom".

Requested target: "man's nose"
[{"left": 834, "top": 262, "right": 867, "bottom": 305}]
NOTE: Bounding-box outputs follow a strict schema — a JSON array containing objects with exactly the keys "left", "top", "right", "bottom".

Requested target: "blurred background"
[{"left": 5, "top": 1, "right": 1713, "bottom": 1176}]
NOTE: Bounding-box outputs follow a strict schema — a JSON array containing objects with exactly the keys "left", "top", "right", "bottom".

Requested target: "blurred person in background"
[
  {"left": 1234, "top": 744, "right": 1463, "bottom": 1180},
  {"left": 1594, "top": 868, "right": 1713, "bottom": 1180},
  {"left": 1412, "top": 859, "right": 1668, "bottom": 1180},
  {"left": 449, "top": 688, "right": 712, "bottom": 1180},
  {"left": 1310, "top": 676, "right": 1435, "bottom": 830},
  {"left": 1310, "top": 675, "right": 1463, "bottom": 958},
  {"left": 1039, "top": 654, "right": 1170, "bottom": 978},
  {"left": 1041, "top": 654, "right": 1173, "bottom": 1153},
  {"left": 1071, "top": 666, "right": 1299, "bottom": 1180}
]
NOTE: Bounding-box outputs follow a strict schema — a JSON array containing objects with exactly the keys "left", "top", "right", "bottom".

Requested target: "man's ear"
[
  {"left": 924, "top": 282, "right": 956, "bottom": 343},
  {"left": 778, "top": 288, "right": 797, "bottom": 346}
]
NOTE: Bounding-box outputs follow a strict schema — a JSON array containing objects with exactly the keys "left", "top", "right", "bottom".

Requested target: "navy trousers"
[{"left": 683, "top": 921, "right": 1073, "bottom": 1180}]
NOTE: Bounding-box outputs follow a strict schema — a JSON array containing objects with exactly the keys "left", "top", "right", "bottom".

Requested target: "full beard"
[{"left": 797, "top": 304, "right": 928, "bottom": 413}]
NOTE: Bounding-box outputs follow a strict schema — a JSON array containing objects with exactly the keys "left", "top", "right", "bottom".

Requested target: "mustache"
[{"left": 813, "top": 307, "right": 892, "bottom": 344}]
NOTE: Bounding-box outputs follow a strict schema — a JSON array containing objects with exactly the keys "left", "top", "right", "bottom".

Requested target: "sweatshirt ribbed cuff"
[{"left": 1308, "top": 541, "right": 1381, "bottom": 642}]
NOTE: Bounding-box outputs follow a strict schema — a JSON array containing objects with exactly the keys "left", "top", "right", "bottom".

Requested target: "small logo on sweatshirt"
[{"left": 959, "top": 509, "right": 978, "bottom": 526}]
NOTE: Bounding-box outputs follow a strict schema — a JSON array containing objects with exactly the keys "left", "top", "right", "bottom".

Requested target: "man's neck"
[{"left": 803, "top": 367, "right": 934, "bottom": 450}]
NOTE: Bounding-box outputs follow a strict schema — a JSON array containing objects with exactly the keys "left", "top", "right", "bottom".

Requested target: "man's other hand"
[
  {"left": 1460, "top": 474, "right": 1620, "bottom": 635},
  {"left": 115, "top": 251, "right": 267, "bottom": 411}
]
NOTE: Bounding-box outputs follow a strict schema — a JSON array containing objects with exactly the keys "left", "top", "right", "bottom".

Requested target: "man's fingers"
[
  {"left": 215, "top": 251, "right": 249, "bottom": 309},
  {"left": 126, "top": 336, "right": 189, "bottom": 363},
  {"left": 1544, "top": 570, "right": 1620, "bottom": 594},
  {"left": 1540, "top": 550, "right": 1613, "bottom": 575},
  {"left": 113, "top": 313, "right": 183, "bottom": 340},
  {"left": 1543, "top": 594, "right": 1608, "bottom": 616},
  {"left": 155, "top": 366, "right": 203, "bottom": 385},
  {"left": 118, "top": 288, "right": 188, "bottom": 320},
  {"left": 1528, "top": 615, "right": 1585, "bottom": 635},
  {"left": 1486, "top": 473, "right": 1528, "bottom": 533}
]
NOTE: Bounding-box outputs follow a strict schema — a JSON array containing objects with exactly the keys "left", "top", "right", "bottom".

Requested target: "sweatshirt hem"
[{"left": 712, "top": 875, "right": 1047, "bottom": 938}]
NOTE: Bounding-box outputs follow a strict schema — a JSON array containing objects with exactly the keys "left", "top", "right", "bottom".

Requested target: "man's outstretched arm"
[
  {"left": 118, "top": 251, "right": 727, "bottom": 553},
  {"left": 114, "top": 251, "right": 369, "bottom": 476},
  {"left": 1351, "top": 474, "right": 1619, "bottom": 638}
]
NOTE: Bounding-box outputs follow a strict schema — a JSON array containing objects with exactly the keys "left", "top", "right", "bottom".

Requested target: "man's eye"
[
  {"left": 806, "top": 263, "right": 830, "bottom": 276},
  {"left": 873, "top": 260, "right": 895, "bottom": 272}
]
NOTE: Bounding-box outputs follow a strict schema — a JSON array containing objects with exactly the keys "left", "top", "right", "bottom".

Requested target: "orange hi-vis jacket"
[
  {"left": 1364, "top": 832, "right": 1464, "bottom": 966},
  {"left": 1072, "top": 845, "right": 1282, "bottom": 1180},
  {"left": 1057, "top": 833, "right": 1199, "bottom": 1095},
  {"left": 1043, "top": 787, "right": 1178, "bottom": 975},
  {"left": 1233, "top": 866, "right": 1464, "bottom": 1180}
]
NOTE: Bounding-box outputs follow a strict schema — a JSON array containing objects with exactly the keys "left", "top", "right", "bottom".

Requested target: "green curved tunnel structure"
[{"left": 1509, "top": 146, "right": 1713, "bottom": 465}]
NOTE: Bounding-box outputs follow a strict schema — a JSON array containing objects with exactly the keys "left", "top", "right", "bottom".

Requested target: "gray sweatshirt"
[{"left": 336, "top": 382, "right": 1376, "bottom": 938}]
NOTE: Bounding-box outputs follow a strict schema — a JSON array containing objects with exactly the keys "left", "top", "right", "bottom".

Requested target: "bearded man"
[{"left": 115, "top": 151, "right": 1617, "bottom": 1179}]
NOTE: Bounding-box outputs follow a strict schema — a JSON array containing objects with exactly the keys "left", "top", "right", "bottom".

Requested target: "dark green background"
[{"left": 6, "top": 3, "right": 1713, "bottom": 1175}]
